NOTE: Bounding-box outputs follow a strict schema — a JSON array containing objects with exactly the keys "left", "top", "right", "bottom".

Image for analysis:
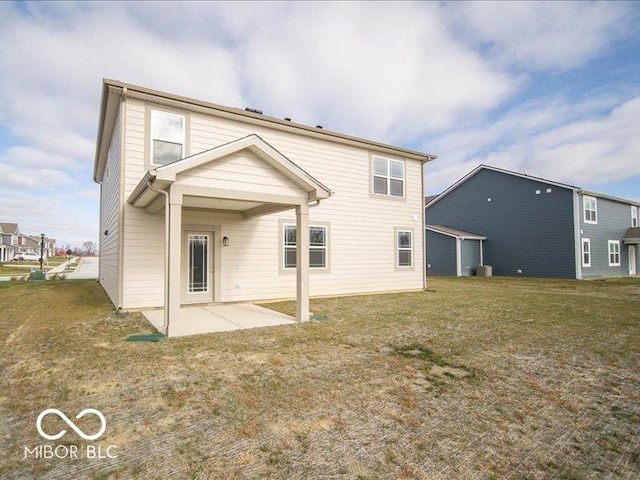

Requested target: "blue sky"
[{"left": 0, "top": 1, "right": 638, "bottom": 247}]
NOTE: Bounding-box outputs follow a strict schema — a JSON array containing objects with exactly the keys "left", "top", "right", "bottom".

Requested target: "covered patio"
[
  {"left": 127, "top": 134, "right": 332, "bottom": 337},
  {"left": 143, "top": 303, "right": 295, "bottom": 337}
]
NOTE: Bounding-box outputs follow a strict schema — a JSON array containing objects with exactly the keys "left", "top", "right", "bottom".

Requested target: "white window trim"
[
  {"left": 282, "top": 223, "right": 329, "bottom": 270},
  {"left": 583, "top": 195, "right": 597, "bottom": 224},
  {"left": 395, "top": 228, "right": 414, "bottom": 269},
  {"left": 150, "top": 109, "right": 185, "bottom": 166},
  {"left": 371, "top": 156, "right": 405, "bottom": 198},
  {"left": 632, "top": 206, "right": 638, "bottom": 228},
  {"left": 582, "top": 238, "right": 591, "bottom": 267},
  {"left": 608, "top": 240, "right": 620, "bottom": 266}
]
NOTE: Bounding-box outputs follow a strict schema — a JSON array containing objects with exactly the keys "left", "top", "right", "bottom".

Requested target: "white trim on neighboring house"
[
  {"left": 632, "top": 205, "right": 638, "bottom": 228},
  {"left": 582, "top": 238, "right": 591, "bottom": 268},
  {"left": 608, "top": 240, "right": 621, "bottom": 266},
  {"left": 583, "top": 195, "right": 597, "bottom": 224},
  {"left": 455, "top": 238, "right": 462, "bottom": 276},
  {"left": 573, "top": 191, "right": 583, "bottom": 279}
]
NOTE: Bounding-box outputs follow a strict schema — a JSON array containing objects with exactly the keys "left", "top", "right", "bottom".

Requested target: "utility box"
[
  {"left": 29, "top": 270, "right": 47, "bottom": 281},
  {"left": 476, "top": 265, "right": 492, "bottom": 277}
]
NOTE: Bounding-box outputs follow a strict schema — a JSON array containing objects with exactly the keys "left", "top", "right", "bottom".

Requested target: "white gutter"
[{"left": 147, "top": 180, "right": 170, "bottom": 335}]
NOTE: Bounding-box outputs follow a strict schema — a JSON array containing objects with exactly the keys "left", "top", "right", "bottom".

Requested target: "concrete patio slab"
[{"left": 142, "top": 303, "right": 296, "bottom": 337}]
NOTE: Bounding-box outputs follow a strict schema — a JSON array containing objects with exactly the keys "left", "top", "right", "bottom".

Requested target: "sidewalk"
[
  {"left": 0, "top": 257, "right": 79, "bottom": 281},
  {"left": 47, "top": 257, "right": 78, "bottom": 274}
]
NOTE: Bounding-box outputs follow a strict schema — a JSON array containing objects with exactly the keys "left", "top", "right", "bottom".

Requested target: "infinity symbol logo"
[{"left": 36, "top": 409, "right": 107, "bottom": 441}]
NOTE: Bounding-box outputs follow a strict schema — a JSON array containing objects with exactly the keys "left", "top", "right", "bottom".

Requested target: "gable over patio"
[{"left": 127, "top": 134, "right": 333, "bottom": 336}]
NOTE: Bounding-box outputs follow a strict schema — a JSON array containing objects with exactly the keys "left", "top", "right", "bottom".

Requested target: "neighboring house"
[
  {"left": 426, "top": 165, "right": 640, "bottom": 279},
  {"left": 17, "top": 235, "right": 41, "bottom": 256},
  {"left": 93, "top": 79, "right": 436, "bottom": 332},
  {"left": 27, "top": 235, "right": 56, "bottom": 258},
  {"left": 0, "top": 222, "right": 19, "bottom": 262}
]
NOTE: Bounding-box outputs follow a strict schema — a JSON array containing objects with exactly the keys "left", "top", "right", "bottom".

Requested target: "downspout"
[{"left": 147, "top": 180, "right": 170, "bottom": 334}]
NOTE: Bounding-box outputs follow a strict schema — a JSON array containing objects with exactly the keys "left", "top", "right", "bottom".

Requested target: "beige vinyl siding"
[
  {"left": 119, "top": 98, "right": 424, "bottom": 307},
  {"left": 174, "top": 150, "right": 308, "bottom": 198},
  {"left": 190, "top": 111, "right": 424, "bottom": 299},
  {"left": 121, "top": 99, "right": 164, "bottom": 308},
  {"left": 99, "top": 108, "right": 121, "bottom": 306}
]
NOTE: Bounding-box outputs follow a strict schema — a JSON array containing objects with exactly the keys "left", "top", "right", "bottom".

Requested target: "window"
[
  {"left": 582, "top": 239, "right": 591, "bottom": 267},
  {"left": 283, "top": 224, "right": 327, "bottom": 269},
  {"left": 151, "top": 110, "right": 185, "bottom": 166},
  {"left": 397, "top": 230, "right": 413, "bottom": 267},
  {"left": 583, "top": 196, "right": 597, "bottom": 224},
  {"left": 372, "top": 156, "right": 404, "bottom": 197},
  {"left": 608, "top": 240, "right": 620, "bottom": 266},
  {"left": 632, "top": 206, "right": 638, "bottom": 227}
]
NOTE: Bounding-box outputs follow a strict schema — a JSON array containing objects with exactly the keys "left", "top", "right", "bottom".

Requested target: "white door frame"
[
  {"left": 629, "top": 245, "right": 637, "bottom": 276},
  {"left": 182, "top": 230, "right": 214, "bottom": 304}
]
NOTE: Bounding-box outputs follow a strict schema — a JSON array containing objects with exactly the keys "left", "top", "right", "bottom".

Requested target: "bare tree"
[{"left": 82, "top": 241, "right": 97, "bottom": 256}]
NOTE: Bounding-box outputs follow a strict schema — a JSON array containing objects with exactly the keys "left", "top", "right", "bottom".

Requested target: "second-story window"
[
  {"left": 632, "top": 206, "right": 638, "bottom": 227},
  {"left": 372, "top": 156, "right": 404, "bottom": 197},
  {"left": 151, "top": 110, "right": 185, "bottom": 166},
  {"left": 583, "top": 196, "right": 597, "bottom": 224}
]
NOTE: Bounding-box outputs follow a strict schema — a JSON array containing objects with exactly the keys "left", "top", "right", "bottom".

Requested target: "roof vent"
[
  {"left": 284, "top": 117, "right": 291, "bottom": 121},
  {"left": 245, "top": 107, "right": 263, "bottom": 115},
  {"left": 316, "top": 125, "right": 323, "bottom": 129}
]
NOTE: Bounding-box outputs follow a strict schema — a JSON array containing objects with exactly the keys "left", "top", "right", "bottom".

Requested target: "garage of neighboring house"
[{"left": 426, "top": 225, "right": 486, "bottom": 276}]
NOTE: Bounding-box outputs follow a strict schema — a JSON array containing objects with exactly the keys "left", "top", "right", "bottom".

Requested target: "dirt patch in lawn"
[{"left": 0, "top": 277, "right": 639, "bottom": 479}]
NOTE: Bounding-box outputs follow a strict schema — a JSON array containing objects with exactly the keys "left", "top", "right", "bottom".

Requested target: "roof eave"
[
  {"left": 102, "top": 79, "right": 437, "bottom": 163},
  {"left": 93, "top": 82, "right": 122, "bottom": 183}
]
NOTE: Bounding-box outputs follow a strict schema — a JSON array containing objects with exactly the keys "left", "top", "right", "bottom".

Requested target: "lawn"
[{"left": 0, "top": 277, "right": 638, "bottom": 479}]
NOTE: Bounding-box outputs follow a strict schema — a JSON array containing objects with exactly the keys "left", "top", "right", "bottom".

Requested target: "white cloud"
[
  {"left": 0, "top": 162, "right": 74, "bottom": 188},
  {"left": 2, "top": 146, "right": 80, "bottom": 169},
  {"left": 0, "top": 1, "right": 638, "bottom": 245},
  {"left": 444, "top": 1, "right": 636, "bottom": 71},
  {"left": 426, "top": 94, "right": 640, "bottom": 193},
  {"left": 221, "top": 2, "right": 516, "bottom": 142}
]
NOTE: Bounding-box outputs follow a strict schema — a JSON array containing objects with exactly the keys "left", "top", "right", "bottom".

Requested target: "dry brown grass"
[{"left": 0, "top": 276, "right": 639, "bottom": 479}]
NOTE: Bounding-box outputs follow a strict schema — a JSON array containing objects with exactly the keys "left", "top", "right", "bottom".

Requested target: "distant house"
[
  {"left": 18, "top": 235, "right": 40, "bottom": 256},
  {"left": 426, "top": 165, "right": 639, "bottom": 278},
  {"left": 93, "top": 79, "right": 436, "bottom": 331},
  {"left": 0, "top": 222, "right": 19, "bottom": 262}
]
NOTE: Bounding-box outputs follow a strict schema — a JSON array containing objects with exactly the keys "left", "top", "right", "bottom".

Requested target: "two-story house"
[
  {"left": 426, "top": 165, "right": 639, "bottom": 279},
  {"left": 93, "top": 80, "right": 436, "bottom": 335},
  {"left": 0, "top": 222, "right": 19, "bottom": 262}
]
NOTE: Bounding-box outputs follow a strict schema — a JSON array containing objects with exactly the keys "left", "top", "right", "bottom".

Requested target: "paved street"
[{"left": 66, "top": 256, "right": 98, "bottom": 279}]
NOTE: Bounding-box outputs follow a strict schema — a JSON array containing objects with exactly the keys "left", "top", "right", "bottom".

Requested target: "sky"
[{"left": 0, "top": 1, "right": 638, "bottom": 248}]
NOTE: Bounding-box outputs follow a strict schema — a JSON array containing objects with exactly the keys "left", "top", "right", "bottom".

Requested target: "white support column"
[
  {"left": 456, "top": 238, "right": 462, "bottom": 277},
  {"left": 167, "top": 188, "right": 183, "bottom": 336},
  {"left": 296, "top": 202, "right": 310, "bottom": 322}
]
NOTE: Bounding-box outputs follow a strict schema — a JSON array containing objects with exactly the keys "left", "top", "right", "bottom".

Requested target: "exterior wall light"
[{"left": 223, "top": 236, "right": 230, "bottom": 247}]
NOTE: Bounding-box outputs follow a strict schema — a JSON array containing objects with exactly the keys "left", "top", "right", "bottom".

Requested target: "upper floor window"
[
  {"left": 283, "top": 224, "right": 328, "bottom": 269},
  {"left": 583, "top": 196, "right": 597, "bottom": 224},
  {"left": 632, "top": 206, "right": 638, "bottom": 227},
  {"left": 372, "top": 156, "right": 404, "bottom": 197},
  {"left": 151, "top": 110, "right": 185, "bottom": 166},
  {"left": 608, "top": 240, "right": 620, "bottom": 266}
]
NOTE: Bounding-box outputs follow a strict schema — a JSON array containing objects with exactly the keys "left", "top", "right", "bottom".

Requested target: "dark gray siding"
[
  {"left": 460, "top": 239, "right": 482, "bottom": 276},
  {"left": 579, "top": 195, "right": 636, "bottom": 277},
  {"left": 427, "top": 169, "right": 576, "bottom": 278},
  {"left": 426, "top": 230, "right": 456, "bottom": 275}
]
